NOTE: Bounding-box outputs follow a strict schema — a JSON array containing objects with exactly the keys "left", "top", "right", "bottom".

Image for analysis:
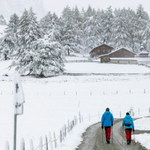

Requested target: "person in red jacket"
[
  {"left": 101, "top": 108, "right": 114, "bottom": 144},
  {"left": 122, "top": 112, "right": 135, "bottom": 145}
]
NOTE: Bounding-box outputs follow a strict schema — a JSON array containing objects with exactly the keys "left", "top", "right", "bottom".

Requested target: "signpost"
[{"left": 13, "top": 72, "right": 25, "bottom": 150}]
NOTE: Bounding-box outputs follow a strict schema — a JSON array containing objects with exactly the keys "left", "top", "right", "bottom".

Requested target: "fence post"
[
  {"left": 30, "top": 139, "right": 34, "bottom": 150},
  {"left": 129, "top": 90, "right": 131, "bottom": 94},
  {"left": 120, "top": 111, "right": 121, "bottom": 118},
  {"left": 79, "top": 111, "right": 81, "bottom": 123},
  {"left": 49, "top": 132, "right": 53, "bottom": 150},
  {"left": 60, "top": 130, "right": 62, "bottom": 143},
  {"left": 74, "top": 116, "right": 76, "bottom": 125},
  {"left": 20, "top": 138, "right": 25, "bottom": 150},
  {"left": 68, "top": 120, "right": 70, "bottom": 132},
  {"left": 45, "top": 135, "right": 48, "bottom": 150},
  {"left": 62, "top": 126, "right": 64, "bottom": 140},
  {"left": 39, "top": 137, "right": 43, "bottom": 150},
  {"left": 5, "top": 141, "right": 9, "bottom": 150},
  {"left": 64, "top": 124, "right": 66, "bottom": 137},
  {"left": 90, "top": 92, "right": 92, "bottom": 95},
  {"left": 53, "top": 131, "right": 57, "bottom": 148}
]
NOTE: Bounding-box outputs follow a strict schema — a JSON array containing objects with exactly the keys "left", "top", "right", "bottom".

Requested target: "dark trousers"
[
  {"left": 105, "top": 127, "right": 111, "bottom": 139},
  {"left": 125, "top": 129, "right": 132, "bottom": 141}
]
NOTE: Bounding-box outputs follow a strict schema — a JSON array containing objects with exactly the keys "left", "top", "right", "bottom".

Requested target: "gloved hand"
[
  {"left": 133, "top": 129, "right": 134, "bottom": 132},
  {"left": 112, "top": 124, "right": 113, "bottom": 126},
  {"left": 101, "top": 126, "right": 103, "bottom": 129}
]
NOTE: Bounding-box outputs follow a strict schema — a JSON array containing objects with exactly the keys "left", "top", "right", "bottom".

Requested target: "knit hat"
[
  {"left": 106, "top": 108, "right": 110, "bottom": 111},
  {"left": 126, "top": 112, "right": 130, "bottom": 115}
]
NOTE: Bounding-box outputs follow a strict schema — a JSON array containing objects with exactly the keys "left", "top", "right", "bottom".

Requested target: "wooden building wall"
[
  {"left": 110, "top": 49, "right": 135, "bottom": 58},
  {"left": 90, "top": 44, "right": 113, "bottom": 57},
  {"left": 100, "top": 48, "right": 136, "bottom": 63}
]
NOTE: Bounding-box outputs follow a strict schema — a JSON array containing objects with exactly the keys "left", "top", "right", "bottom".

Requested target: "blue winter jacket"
[
  {"left": 101, "top": 111, "right": 114, "bottom": 127},
  {"left": 122, "top": 115, "right": 134, "bottom": 130}
]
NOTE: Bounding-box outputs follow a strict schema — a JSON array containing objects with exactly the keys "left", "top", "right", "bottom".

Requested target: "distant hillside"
[{"left": 0, "top": 0, "right": 46, "bottom": 22}]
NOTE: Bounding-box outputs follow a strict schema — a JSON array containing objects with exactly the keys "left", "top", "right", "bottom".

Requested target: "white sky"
[{"left": 43, "top": 0, "right": 150, "bottom": 16}]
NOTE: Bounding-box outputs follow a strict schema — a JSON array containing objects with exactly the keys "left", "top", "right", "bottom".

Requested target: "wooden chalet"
[
  {"left": 137, "top": 46, "right": 150, "bottom": 58},
  {"left": 89, "top": 44, "right": 114, "bottom": 58},
  {"left": 137, "top": 50, "right": 149, "bottom": 58},
  {"left": 98, "top": 47, "right": 136, "bottom": 63}
]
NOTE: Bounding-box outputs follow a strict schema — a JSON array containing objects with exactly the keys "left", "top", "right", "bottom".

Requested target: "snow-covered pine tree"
[
  {"left": 81, "top": 6, "right": 103, "bottom": 53},
  {"left": 134, "top": 4, "right": 149, "bottom": 52},
  {"left": 0, "top": 38, "right": 10, "bottom": 60},
  {"left": 40, "top": 11, "right": 53, "bottom": 34},
  {"left": 144, "top": 20, "right": 150, "bottom": 50},
  {"left": 84, "top": 5, "right": 94, "bottom": 18},
  {"left": 30, "top": 32, "right": 65, "bottom": 77},
  {"left": 0, "top": 15, "right": 6, "bottom": 25},
  {"left": 1, "top": 13, "right": 20, "bottom": 59},
  {"left": 71, "top": 6, "right": 83, "bottom": 53},
  {"left": 102, "top": 6, "right": 114, "bottom": 45},
  {"left": 10, "top": 8, "right": 43, "bottom": 75},
  {"left": 82, "top": 15, "right": 103, "bottom": 53},
  {"left": 5, "top": 13, "right": 19, "bottom": 34},
  {"left": 112, "top": 8, "right": 130, "bottom": 48},
  {"left": 125, "top": 8, "right": 137, "bottom": 52},
  {"left": 60, "top": 6, "right": 78, "bottom": 56}
]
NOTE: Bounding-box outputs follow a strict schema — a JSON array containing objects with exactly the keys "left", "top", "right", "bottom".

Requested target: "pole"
[
  {"left": 122, "top": 127, "right": 124, "bottom": 144},
  {"left": 102, "top": 128, "right": 103, "bottom": 143},
  {"left": 13, "top": 114, "right": 17, "bottom": 150},
  {"left": 112, "top": 126, "right": 113, "bottom": 143}
]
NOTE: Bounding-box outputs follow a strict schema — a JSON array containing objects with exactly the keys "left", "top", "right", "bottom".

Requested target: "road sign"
[{"left": 13, "top": 71, "right": 25, "bottom": 115}]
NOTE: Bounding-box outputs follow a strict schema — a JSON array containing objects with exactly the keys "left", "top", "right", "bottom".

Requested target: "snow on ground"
[
  {"left": 64, "top": 62, "right": 150, "bottom": 74},
  {"left": 1, "top": 58, "right": 150, "bottom": 149},
  {"left": 134, "top": 117, "right": 150, "bottom": 130},
  {"left": 134, "top": 133, "right": 150, "bottom": 149},
  {"left": 133, "top": 117, "right": 150, "bottom": 149}
]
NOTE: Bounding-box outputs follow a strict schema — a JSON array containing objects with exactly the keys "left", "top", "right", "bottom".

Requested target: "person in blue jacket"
[
  {"left": 122, "top": 112, "right": 135, "bottom": 145},
  {"left": 101, "top": 108, "right": 114, "bottom": 144}
]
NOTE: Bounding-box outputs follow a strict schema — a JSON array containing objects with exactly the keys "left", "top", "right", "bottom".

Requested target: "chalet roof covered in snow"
[
  {"left": 137, "top": 50, "right": 150, "bottom": 57},
  {"left": 98, "top": 47, "right": 136, "bottom": 58},
  {"left": 89, "top": 44, "right": 114, "bottom": 54}
]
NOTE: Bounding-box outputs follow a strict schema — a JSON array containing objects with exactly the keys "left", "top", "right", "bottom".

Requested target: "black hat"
[
  {"left": 126, "top": 112, "right": 130, "bottom": 115},
  {"left": 106, "top": 108, "right": 110, "bottom": 111}
]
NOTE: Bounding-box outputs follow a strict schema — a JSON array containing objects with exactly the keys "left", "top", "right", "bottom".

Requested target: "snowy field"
[{"left": 1, "top": 59, "right": 150, "bottom": 149}]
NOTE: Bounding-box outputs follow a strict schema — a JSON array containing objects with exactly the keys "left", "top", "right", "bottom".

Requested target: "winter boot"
[
  {"left": 127, "top": 139, "right": 130, "bottom": 145},
  {"left": 106, "top": 137, "right": 110, "bottom": 144}
]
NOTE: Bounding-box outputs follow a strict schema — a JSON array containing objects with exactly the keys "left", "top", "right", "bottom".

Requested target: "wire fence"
[
  {"left": 0, "top": 88, "right": 150, "bottom": 97},
  {"left": 4, "top": 111, "right": 101, "bottom": 150},
  {"left": 3, "top": 88, "right": 150, "bottom": 150}
]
